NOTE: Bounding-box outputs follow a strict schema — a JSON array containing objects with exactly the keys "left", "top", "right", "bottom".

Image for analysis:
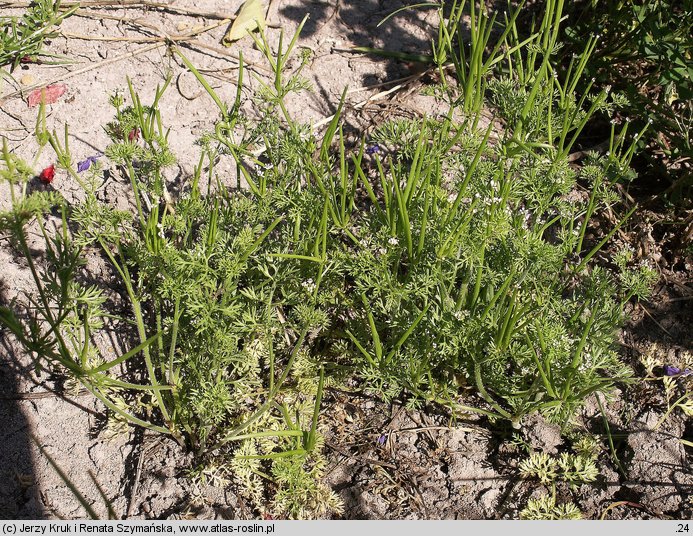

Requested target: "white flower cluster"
[
  {"left": 254, "top": 162, "right": 274, "bottom": 177},
  {"left": 302, "top": 278, "right": 316, "bottom": 292}
]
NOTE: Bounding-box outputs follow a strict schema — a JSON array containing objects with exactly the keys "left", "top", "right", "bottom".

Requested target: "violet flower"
[
  {"left": 664, "top": 365, "right": 693, "bottom": 376},
  {"left": 77, "top": 154, "right": 102, "bottom": 173},
  {"left": 366, "top": 143, "right": 381, "bottom": 155}
]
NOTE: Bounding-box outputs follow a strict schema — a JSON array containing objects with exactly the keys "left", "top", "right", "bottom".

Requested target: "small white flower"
[
  {"left": 388, "top": 236, "right": 399, "bottom": 246},
  {"left": 302, "top": 278, "right": 316, "bottom": 292},
  {"left": 454, "top": 310, "right": 467, "bottom": 321}
]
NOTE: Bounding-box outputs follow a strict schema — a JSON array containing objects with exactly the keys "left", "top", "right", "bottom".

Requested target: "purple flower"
[
  {"left": 366, "top": 144, "right": 381, "bottom": 155},
  {"left": 376, "top": 434, "right": 387, "bottom": 445},
  {"left": 77, "top": 154, "right": 101, "bottom": 173},
  {"left": 664, "top": 365, "right": 693, "bottom": 376}
]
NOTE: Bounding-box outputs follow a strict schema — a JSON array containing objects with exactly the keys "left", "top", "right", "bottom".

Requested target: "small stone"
[
  {"left": 20, "top": 74, "right": 35, "bottom": 86},
  {"left": 479, "top": 488, "right": 501, "bottom": 510},
  {"left": 176, "top": 22, "right": 189, "bottom": 32}
]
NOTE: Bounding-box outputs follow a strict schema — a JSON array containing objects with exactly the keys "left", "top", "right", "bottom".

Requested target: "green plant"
[
  {"left": 0, "top": 21, "right": 336, "bottom": 518},
  {"left": 520, "top": 494, "right": 582, "bottom": 520},
  {"left": 518, "top": 446, "right": 599, "bottom": 519},
  {"left": 0, "top": 0, "right": 661, "bottom": 518},
  {"left": 559, "top": 1, "right": 693, "bottom": 249},
  {"left": 0, "top": 0, "right": 76, "bottom": 74},
  {"left": 641, "top": 344, "right": 693, "bottom": 432},
  {"left": 321, "top": 0, "right": 653, "bottom": 427},
  {"left": 564, "top": 1, "right": 692, "bottom": 104}
]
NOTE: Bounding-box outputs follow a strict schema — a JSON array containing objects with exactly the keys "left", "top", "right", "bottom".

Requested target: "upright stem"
[{"left": 99, "top": 239, "right": 172, "bottom": 427}]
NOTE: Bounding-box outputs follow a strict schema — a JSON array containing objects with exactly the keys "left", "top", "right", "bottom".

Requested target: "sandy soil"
[{"left": 0, "top": 0, "right": 691, "bottom": 520}]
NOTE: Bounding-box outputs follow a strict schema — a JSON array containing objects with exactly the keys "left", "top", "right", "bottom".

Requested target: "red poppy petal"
[
  {"left": 27, "top": 84, "right": 67, "bottom": 107},
  {"left": 39, "top": 165, "right": 56, "bottom": 184}
]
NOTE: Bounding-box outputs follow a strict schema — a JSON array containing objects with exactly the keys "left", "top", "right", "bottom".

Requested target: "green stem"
[{"left": 99, "top": 239, "right": 172, "bottom": 426}]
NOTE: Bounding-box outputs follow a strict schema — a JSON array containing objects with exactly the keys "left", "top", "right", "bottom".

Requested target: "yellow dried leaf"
[{"left": 223, "top": 0, "right": 266, "bottom": 45}]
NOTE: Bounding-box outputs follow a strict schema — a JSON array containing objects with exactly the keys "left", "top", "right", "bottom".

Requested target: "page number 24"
[{"left": 677, "top": 525, "right": 689, "bottom": 533}]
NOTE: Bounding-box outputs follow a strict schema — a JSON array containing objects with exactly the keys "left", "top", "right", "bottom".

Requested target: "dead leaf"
[
  {"left": 223, "top": 0, "right": 266, "bottom": 45},
  {"left": 27, "top": 84, "right": 67, "bottom": 107}
]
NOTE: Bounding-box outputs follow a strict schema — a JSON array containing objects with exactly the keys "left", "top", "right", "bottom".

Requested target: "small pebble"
[
  {"left": 20, "top": 74, "right": 35, "bottom": 86},
  {"left": 176, "top": 22, "right": 189, "bottom": 32}
]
